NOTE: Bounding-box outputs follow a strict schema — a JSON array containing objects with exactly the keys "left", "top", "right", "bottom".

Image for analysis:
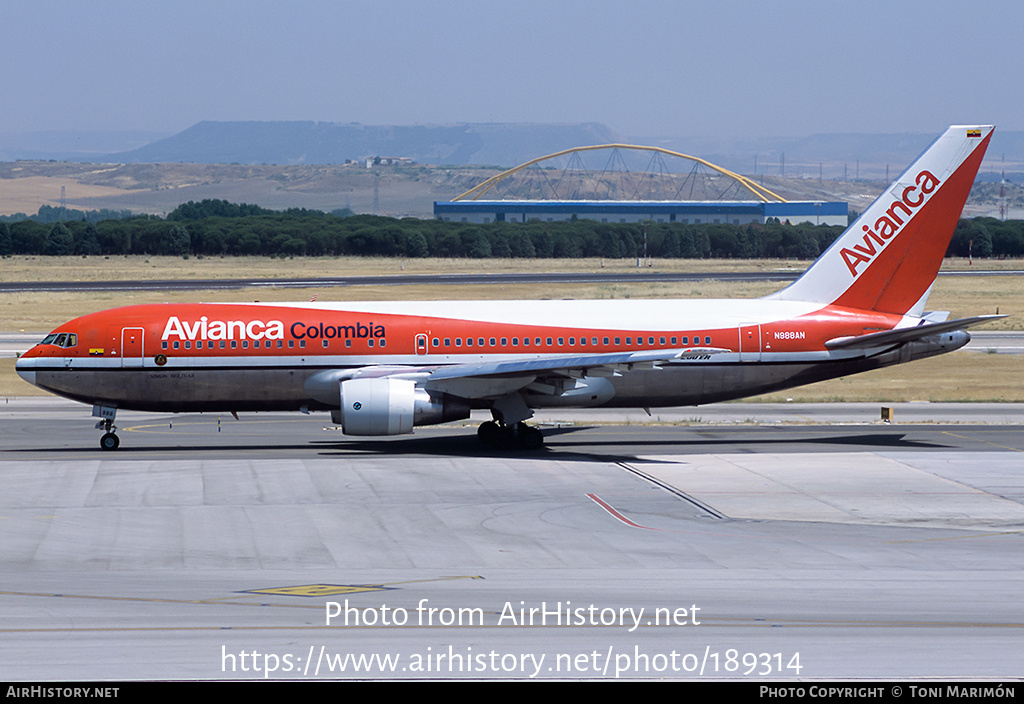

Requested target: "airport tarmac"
[{"left": 1, "top": 398, "right": 1022, "bottom": 681}]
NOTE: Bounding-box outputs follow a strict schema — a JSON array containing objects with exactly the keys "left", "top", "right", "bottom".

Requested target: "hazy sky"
[{"left": 2, "top": 0, "right": 1021, "bottom": 138}]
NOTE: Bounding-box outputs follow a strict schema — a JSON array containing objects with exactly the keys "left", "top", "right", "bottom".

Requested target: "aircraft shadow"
[{"left": 4, "top": 425, "right": 953, "bottom": 464}]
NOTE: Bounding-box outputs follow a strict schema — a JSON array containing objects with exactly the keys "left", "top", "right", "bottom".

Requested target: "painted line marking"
[
  {"left": 246, "top": 584, "right": 392, "bottom": 597},
  {"left": 586, "top": 493, "right": 663, "bottom": 530},
  {"left": 941, "top": 430, "right": 1024, "bottom": 453}
]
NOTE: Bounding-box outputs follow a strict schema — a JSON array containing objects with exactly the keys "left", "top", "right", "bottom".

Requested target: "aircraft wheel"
[
  {"left": 100, "top": 432, "right": 120, "bottom": 451},
  {"left": 518, "top": 424, "right": 544, "bottom": 450},
  {"left": 477, "top": 421, "right": 501, "bottom": 446}
]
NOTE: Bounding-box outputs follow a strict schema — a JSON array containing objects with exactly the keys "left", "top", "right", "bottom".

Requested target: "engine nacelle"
[
  {"left": 336, "top": 378, "right": 470, "bottom": 436},
  {"left": 339, "top": 377, "right": 414, "bottom": 435}
]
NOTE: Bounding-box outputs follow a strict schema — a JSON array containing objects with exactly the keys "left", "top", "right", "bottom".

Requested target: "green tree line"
[{"left": 1, "top": 199, "right": 1022, "bottom": 260}]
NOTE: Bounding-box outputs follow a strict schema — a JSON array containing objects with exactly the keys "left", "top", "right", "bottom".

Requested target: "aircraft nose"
[{"left": 15, "top": 355, "right": 36, "bottom": 386}]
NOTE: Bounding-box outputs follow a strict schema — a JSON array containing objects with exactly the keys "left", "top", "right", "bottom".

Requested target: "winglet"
[{"left": 766, "top": 125, "right": 993, "bottom": 315}]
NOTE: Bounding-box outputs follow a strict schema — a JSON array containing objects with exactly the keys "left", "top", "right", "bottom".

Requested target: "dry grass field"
[{"left": 2, "top": 256, "right": 1021, "bottom": 401}]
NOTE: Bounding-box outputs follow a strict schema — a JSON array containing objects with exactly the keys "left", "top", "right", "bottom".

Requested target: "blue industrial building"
[{"left": 434, "top": 200, "right": 848, "bottom": 226}]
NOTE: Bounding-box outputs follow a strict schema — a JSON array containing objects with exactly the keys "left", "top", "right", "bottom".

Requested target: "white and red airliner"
[{"left": 17, "top": 125, "right": 1001, "bottom": 450}]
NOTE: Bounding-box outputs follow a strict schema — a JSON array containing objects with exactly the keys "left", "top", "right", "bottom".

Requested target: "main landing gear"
[{"left": 477, "top": 420, "right": 544, "bottom": 450}]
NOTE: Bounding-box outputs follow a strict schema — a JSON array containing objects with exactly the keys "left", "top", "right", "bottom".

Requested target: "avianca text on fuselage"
[
  {"left": 840, "top": 169, "right": 940, "bottom": 277},
  {"left": 162, "top": 316, "right": 285, "bottom": 342},
  {"left": 160, "top": 315, "right": 387, "bottom": 343}
]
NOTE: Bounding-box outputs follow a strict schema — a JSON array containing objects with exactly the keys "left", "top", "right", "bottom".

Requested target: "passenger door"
[{"left": 121, "top": 327, "right": 145, "bottom": 367}]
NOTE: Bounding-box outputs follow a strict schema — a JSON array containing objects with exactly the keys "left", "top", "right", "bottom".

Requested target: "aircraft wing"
[
  {"left": 419, "top": 345, "right": 733, "bottom": 401},
  {"left": 304, "top": 347, "right": 730, "bottom": 404},
  {"left": 423, "top": 347, "right": 729, "bottom": 399},
  {"left": 426, "top": 347, "right": 724, "bottom": 381},
  {"left": 824, "top": 315, "right": 1005, "bottom": 350}
]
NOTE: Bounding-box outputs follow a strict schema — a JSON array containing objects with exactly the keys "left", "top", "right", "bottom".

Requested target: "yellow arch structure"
[{"left": 453, "top": 143, "right": 787, "bottom": 203}]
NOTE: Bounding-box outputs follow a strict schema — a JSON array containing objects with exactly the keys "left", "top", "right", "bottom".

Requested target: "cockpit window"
[{"left": 40, "top": 333, "right": 77, "bottom": 348}]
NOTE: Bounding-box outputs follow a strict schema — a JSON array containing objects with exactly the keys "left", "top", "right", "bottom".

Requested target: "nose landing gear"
[{"left": 93, "top": 404, "right": 120, "bottom": 450}]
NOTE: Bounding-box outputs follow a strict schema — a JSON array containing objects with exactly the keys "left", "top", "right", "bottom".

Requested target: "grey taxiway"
[{"left": 1, "top": 397, "right": 1022, "bottom": 680}]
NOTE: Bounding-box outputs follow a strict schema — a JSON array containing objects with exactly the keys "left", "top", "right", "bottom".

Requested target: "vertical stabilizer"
[{"left": 766, "top": 125, "right": 993, "bottom": 314}]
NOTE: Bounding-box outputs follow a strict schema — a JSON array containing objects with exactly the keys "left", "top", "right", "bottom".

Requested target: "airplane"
[{"left": 16, "top": 125, "right": 1001, "bottom": 451}]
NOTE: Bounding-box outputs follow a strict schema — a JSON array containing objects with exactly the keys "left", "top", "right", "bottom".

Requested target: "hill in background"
[
  {"left": 3, "top": 121, "right": 1021, "bottom": 179},
  {"left": 105, "top": 121, "right": 623, "bottom": 169},
  {"left": 1, "top": 122, "right": 1021, "bottom": 219}
]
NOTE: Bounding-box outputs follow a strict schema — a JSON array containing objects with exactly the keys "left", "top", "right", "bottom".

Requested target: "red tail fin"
[{"left": 767, "top": 125, "right": 993, "bottom": 315}]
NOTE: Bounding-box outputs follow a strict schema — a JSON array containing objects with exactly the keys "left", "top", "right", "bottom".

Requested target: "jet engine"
[{"left": 334, "top": 377, "right": 470, "bottom": 436}]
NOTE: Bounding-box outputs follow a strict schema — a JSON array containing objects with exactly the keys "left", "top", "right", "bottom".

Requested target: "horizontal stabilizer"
[{"left": 825, "top": 315, "right": 1006, "bottom": 350}]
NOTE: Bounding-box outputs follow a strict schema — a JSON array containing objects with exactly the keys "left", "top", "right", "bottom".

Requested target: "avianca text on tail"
[
  {"left": 16, "top": 125, "right": 1002, "bottom": 451},
  {"left": 840, "top": 169, "right": 939, "bottom": 276}
]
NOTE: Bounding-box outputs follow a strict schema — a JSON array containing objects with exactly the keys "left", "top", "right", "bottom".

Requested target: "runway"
[
  {"left": 2, "top": 399, "right": 1023, "bottom": 680},
  {"left": 1, "top": 268, "right": 1021, "bottom": 294}
]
